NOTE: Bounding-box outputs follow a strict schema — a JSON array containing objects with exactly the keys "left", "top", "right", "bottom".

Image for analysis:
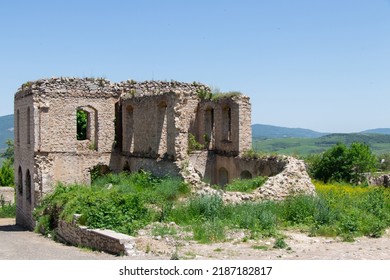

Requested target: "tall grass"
[
  {"left": 169, "top": 182, "right": 390, "bottom": 242},
  {"left": 34, "top": 172, "right": 390, "bottom": 243}
]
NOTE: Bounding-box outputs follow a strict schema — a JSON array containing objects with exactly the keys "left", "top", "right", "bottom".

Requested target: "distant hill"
[
  {"left": 252, "top": 124, "right": 327, "bottom": 139},
  {"left": 361, "top": 128, "right": 390, "bottom": 135},
  {"left": 253, "top": 133, "right": 390, "bottom": 156},
  {"left": 0, "top": 114, "right": 14, "bottom": 151}
]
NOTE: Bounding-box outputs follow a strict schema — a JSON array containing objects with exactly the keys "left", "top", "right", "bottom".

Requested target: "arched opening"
[
  {"left": 240, "top": 170, "right": 253, "bottom": 180},
  {"left": 90, "top": 164, "right": 111, "bottom": 183},
  {"left": 124, "top": 105, "right": 134, "bottom": 153},
  {"left": 157, "top": 101, "right": 168, "bottom": 156},
  {"left": 76, "top": 109, "right": 88, "bottom": 140},
  {"left": 204, "top": 107, "right": 214, "bottom": 149},
  {"left": 222, "top": 106, "right": 232, "bottom": 141},
  {"left": 27, "top": 107, "right": 31, "bottom": 145},
  {"left": 18, "top": 166, "right": 23, "bottom": 195},
  {"left": 76, "top": 106, "right": 98, "bottom": 150},
  {"left": 218, "top": 167, "right": 229, "bottom": 187},
  {"left": 16, "top": 110, "right": 20, "bottom": 144},
  {"left": 26, "top": 169, "right": 32, "bottom": 203},
  {"left": 123, "top": 161, "right": 131, "bottom": 172}
]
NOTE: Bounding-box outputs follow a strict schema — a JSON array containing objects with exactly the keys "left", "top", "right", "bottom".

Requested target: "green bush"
[
  {"left": 309, "top": 142, "right": 377, "bottom": 184},
  {"left": 0, "top": 159, "right": 14, "bottom": 186},
  {"left": 34, "top": 172, "right": 191, "bottom": 236}
]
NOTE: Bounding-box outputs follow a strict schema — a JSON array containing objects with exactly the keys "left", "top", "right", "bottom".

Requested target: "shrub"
[
  {"left": 273, "top": 238, "right": 288, "bottom": 249},
  {"left": 309, "top": 142, "right": 377, "bottom": 184},
  {"left": 0, "top": 159, "right": 14, "bottom": 186},
  {"left": 280, "top": 195, "right": 317, "bottom": 226}
]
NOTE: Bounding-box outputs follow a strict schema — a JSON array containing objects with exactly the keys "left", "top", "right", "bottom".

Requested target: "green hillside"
[
  {"left": 0, "top": 114, "right": 14, "bottom": 152},
  {"left": 252, "top": 124, "right": 326, "bottom": 138},
  {"left": 253, "top": 133, "right": 390, "bottom": 157}
]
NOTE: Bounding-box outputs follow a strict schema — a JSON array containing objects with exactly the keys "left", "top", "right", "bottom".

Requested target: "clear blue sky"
[{"left": 1, "top": 0, "right": 389, "bottom": 133}]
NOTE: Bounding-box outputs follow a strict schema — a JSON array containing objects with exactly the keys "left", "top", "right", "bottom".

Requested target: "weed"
[
  {"left": 193, "top": 220, "right": 225, "bottom": 243},
  {"left": 145, "top": 243, "right": 151, "bottom": 254},
  {"left": 252, "top": 245, "right": 268, "bottom": 250},
  {"left": 0, "top": 202, "right": 16, "bottom": 218},
  {"left": 188, "top": 133, "right": 204, "bottom": 153},
  {"left": 273, "top": 238, "right": 288, "bottom": 249},
  {"left": 151, "top": 224, "right": 177, "bottom": 237}
]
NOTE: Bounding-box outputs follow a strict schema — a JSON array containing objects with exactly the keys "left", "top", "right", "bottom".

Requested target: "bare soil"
[{"left": 132, "top": 223, "right": 390, "bottom": 260}]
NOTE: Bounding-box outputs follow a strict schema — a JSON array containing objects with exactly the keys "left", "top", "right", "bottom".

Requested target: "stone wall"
[
  {"left": 0, "top": 187, "right": 14, "bottom": 205},
  {"left": 194, "top": 95, "right": 252, "bottom": 156},
  {"left": 56, "top": 219, "right": 135, "bottom": 256},
  {"left": 190, "top": 154, "right": 315, "bottom": 202},
  {"left": 367, "top": 174, "right": 390, "bottom": 187}
]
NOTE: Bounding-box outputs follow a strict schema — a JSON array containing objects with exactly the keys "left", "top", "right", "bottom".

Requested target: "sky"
[{"left": 1, "top": 0, "right": 389, "bottom": 133}]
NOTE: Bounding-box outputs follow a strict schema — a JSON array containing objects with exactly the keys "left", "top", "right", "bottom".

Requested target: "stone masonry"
[{"left": 14, "top": 77, "right": 315, "bottom": 229}]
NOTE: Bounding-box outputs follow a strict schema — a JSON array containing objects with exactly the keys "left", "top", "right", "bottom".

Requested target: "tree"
[
  {"left": 76, "top": 109, "right": 88, "bottom": 140},
  {"left": 0, "top": 139, "right": 14, "bottom": 163},
  {"left": 0, "top": 140, "right": 14, "bottom": 186},
  {"left": 309, "top": 142, "right": 377, "bottom": 184}
]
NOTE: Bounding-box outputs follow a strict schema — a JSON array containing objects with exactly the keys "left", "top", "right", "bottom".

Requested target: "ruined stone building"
[{"left": 14, "top": 77, "right": 314, "bottom": 229}]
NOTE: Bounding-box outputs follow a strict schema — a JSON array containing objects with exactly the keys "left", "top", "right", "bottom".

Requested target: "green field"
[{"left": 253, "top": 133, "right": 390, "bottom": 157}]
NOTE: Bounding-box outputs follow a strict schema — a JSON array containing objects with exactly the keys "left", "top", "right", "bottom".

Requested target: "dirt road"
[{"left": 0, "top": 218, "right": 116, "bottom": 260}]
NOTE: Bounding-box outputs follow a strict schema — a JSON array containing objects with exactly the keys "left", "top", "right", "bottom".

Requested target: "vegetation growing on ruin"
[
  {"left": 34, "top": 170, "right": 390, "bottom": 244},
  {"left": 196, "top": 88, "right": 242, "bottom": 101},
  {"left": 224, "top": 176, "right": 268, "bottom": 193},
  {"left": 34, "top": 171, "right": 190, "bottom": 236},
  {"left": 187, "top": 133, "right": 204, "bottom": 153}
]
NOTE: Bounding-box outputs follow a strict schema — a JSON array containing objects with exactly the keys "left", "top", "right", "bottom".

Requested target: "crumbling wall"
[{"left": 191, "top": 155, "right": 315, "bottom": 202}]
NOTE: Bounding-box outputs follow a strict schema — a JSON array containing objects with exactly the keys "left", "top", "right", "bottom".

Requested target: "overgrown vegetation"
[
  {"left": 33, "top": 167, "right": 390, "bottom": 245},
  {"left": 34, "top": 171, "right": 190, "bottom": 236},
  {"left": 197, "top": 88, "right": 242, "bottom": 101},
  {"left": 224, "top": 176, "right": 268, "bottom": 193},
  {"left": 188, "top": 133, "right": 204, "bottom": 153},
  {"left": 0, "top": 198, "right": 16, "bottom": 218},
  {"left": 170, "top": 181, "right": 390, "bottom": 243}
]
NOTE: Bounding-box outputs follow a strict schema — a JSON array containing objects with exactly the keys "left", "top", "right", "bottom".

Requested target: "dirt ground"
[
  {"left": 1, "top": 218, "right": 389, "bottom": 260},
  {"left": 132, "top": 223, "right": 390, "bottom": 260}
]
